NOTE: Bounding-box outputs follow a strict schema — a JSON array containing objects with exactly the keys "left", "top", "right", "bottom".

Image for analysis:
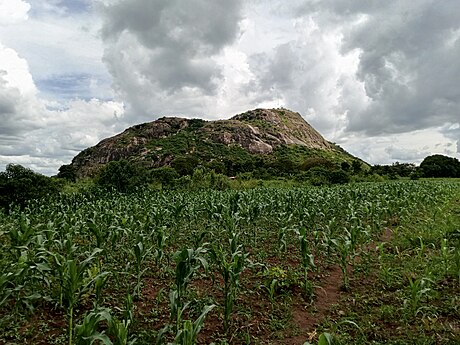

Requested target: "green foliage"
[
  {"left": 171, "top": 156, "right": 199, "bottom": 176},
  {"left": 57, "top": 164, "right": 78, "bottom": 182},
  {"left": 1, "top": 180, "right": 459, "bottom": 343},
  {"left": 0, "top": 164, "right": 60, "bottom": 210},
  {"left": 420, "top": 154, "right": 460, "bottom": 178},
  {"left": 151, "top": 167, "right": 180, "bottom": 187},
  {"left": 371, "top": 162, "right": 417, "bottom": 178},
  {"left": 301, "top": 157, "right": 336, "bottom": 171},
  {"left": 307, "top": 167, "right": 349, "bottom": 186},
  {"left": 96, "top": 160, "right": 147, "bottom": 192},
  {"left": 210, "top": 232, "right": 249, "bottom": 332}
]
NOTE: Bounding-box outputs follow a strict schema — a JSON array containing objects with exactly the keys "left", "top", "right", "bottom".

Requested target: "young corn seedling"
[
  {"left": 50, "top": 248, "right": 106, "bottom": 345},
  {"left": 332, "top": 236, "right": 351, "bottom": 291},
  {"left": 303, "top": 332, "right": 335, "bottom": 345},
  {"left": 170, "top": 245, "right": 209, "bottom": 328},
  {"left": 87, "top": 261, "right": 110, "bottom": 308},
  {"left": 454, "top": 243, "right": 460, "bottom": 283},
  {"left": 172, "top": 304, "right": 215, "bottom": 345},
  {"left": 132, "top": 237, "right": 152, "bottom": 297},
  {"left": 209, "top": 232, "right": 249, "bottom": 332},
  {"left": 75, "top": 307, "right": 135, "bottom": 345},
  {"left": 154, "top": 226, "right": 168, "bottom": 267},
  {"left": 404, "top": 275, "right": 434, "bottom": 318},
  {"left": 75, "top": 308, "right": 112, "bottom": 345},
  {"left": 297, "top": 227, "right": 315, "bottom": 298},
  {"left": 261, "top": 278, "right": 278, "bottom": 309},
  {"left": 8, "top": 214, "right": 35, "bottom": 259},
  {"left": 440, "top": 238, "right": 450, "bottom": 277},
  {"left": 157, "top": 304, "right": 215, "bottom": 345}
]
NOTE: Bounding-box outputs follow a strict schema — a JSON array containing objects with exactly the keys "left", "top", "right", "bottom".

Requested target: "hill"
[{"left": 66, "top": 108, "right": 363, "bottom": 178}]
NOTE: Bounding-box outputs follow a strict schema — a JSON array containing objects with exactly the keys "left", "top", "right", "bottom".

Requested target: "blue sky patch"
[
  {"left": 29, "top": 0, "right": 91, "bottom": 17},
  {"left": 37, "top": 73, "right": 96, "bottom": 102},
  {"left": 60, "top": 0, "right": 91, "bottom": 14}
]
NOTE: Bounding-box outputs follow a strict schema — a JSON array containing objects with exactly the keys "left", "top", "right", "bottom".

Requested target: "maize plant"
[
  {"left": 8, "top": 214, "right": 34, "bottom": 259},
  {"left": 209, "top": 232, "right": 249, "bottom": 332},
  {"left": 131, "top": 236, "right": 152, "bottom": 297},
  {"left": 332, "top": 236, "right": 351, "bottom": 291},
  {"left": 297, "top": 227, "right": 315, "bottom": 297},
  {"left": 75, "top": 307, "right": 135, "bottom": 345},
  {"left": 171, "top": 304, "right": 215, "bottom": 345},
  {"left": 170, "top": 245, "right": 209, "bottom": 327},
  {"left": 154, "top": 226, "right": 168, "bottom": 267},
  {"left": 404, "top": 276, "right": 434, "bottom": 318},
  {"left": 48, "top": 248, "right": 107, "bottom": 345}
]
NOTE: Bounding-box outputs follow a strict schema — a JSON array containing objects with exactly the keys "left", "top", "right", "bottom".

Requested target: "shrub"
[
  {"left": 301, "top": 157, "right": 336, "bottom": 171},
  {"left": 0, "top": 164, "right": 60, "bottom": 209},
  {"left": 171, "top": 156, "right": 199, "bottom": 176},
  {"left": 329, "top": 170, "right": 350, "bottom": 184},
  {"left": 151, "top": 167, "right": 180, "bottom": 187},
  {"left": 96, "top": 160, "right": 147, "bottom": 193},
  {"left": 57, "top": 164, "right": 77, "bottom": 182}
]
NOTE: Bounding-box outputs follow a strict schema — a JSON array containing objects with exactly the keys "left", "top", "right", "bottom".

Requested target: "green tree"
[
  {"left": 96, "top": 160, "right": 147, "bottom": 192},
  {"left": 57, "top": 164, "right": 77, "bottom": 182},
  {"left": 171, "top": 156, "right": 199, "bottom": 176},
  {"left": 0, "top": 164, "right": 60, "bottom": 209},
  {"left": 301, "top": 157, "right": 336, "bottom": 171},
  {"left": 420, "top": 154, "right": 460, "bottom": 178},
  {"left": 151, "top": 167, "right": 180, "bottom": 187}
]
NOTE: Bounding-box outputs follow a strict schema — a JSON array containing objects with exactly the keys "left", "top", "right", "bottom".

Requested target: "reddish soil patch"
[
  {"left": 282, "top": 227, "right": 395, "bottom": 344},
  {"left": 282, "top": 265, "right": 343, "bottom": 344}
]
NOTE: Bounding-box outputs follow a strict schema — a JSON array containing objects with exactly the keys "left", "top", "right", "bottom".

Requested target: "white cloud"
[
  {"left": 0, "top": 26, "right": 124, "bottom": 175},
  {"left": 338, "top": 127, "right": 459, "bottom": 165},
  {"left": 0, "top": 0, "right": 111, "bottom": 101},
  {"left": 0, "top": 0, "right": 30, "bottom": 25},
  {"left": 1, "top": 0, "right": 460, "bottom": 175}
]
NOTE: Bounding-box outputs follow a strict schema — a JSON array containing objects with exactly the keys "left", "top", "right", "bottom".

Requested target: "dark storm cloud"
[
  {"left": 100, "top": 0, "right": 243, "bottom": 100},
  {"left": 299, "top": 0, "right": 460, "bottom": 136}
]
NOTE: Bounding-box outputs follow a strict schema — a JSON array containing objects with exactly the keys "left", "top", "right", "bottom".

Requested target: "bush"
[
  {"left": 307, "top": 167, "right": 331, "bottom": 186},
  {"left": 0, "top": 164, "right": 60, "bottom": 210},
  {"left": 57, "top": 164, "right": 77, "bottom": 182},
  {"left": 171, "top": 156, "right": 199, "bottom": 176},
  {"left": 150, "top": 167, "right": 180, "bottom": 187},
  {"left": 306, "top": 167, "right": 350, "bottom": 186},
  {"left": 301, "top": 157, "right": 336, "bottom": 171},
  {"left": 329, "top": 170, "right": 350, "bottom": 184},
  {"left": 96, "top": 160, "right": 147, "bottom": 193}
]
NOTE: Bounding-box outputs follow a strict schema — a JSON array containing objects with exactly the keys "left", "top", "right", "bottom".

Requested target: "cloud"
[
  {"left": 0, "top": 40, "right": 124, "bottom": 175},
  {"left": 100, "top": 0, "right": 244, "bottom": 119},
  {"left": 299, "top": 0, "right": 460, "bottom": 136},
  {"left": 339, "top": 126, "right": 459, "bottom": 165},
  {"left": 0, "top": 0, "right": 30, "bottom": 24},
  {"left": 0, "top": 0, "right": 111, "bottom": 102}
]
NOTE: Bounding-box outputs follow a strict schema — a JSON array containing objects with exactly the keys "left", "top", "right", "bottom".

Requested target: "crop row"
[{"left": 0, "top": 181, "right": 459, "bottom": 344}]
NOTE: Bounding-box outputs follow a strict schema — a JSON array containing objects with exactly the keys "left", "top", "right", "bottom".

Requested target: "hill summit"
[{"left": 68, "top": 108, "right": 359, "bottom": 178}]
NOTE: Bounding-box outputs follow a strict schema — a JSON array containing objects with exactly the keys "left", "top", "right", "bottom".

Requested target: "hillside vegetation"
[{"left": 65, "top": 108, "right": 363, "bottom": 179}]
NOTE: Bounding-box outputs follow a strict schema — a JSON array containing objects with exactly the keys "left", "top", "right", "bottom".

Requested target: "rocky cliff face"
[{"left": 69, "top": 108, "right": 342, "bottom": 177}]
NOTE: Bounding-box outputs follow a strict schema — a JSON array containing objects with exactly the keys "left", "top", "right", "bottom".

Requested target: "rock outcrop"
[{"left": 68, "top": 108, "right": 350, "bottom": 178}]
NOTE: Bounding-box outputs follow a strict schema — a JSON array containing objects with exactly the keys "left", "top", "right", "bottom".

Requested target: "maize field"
[{"left": 0, "top": 181, "right": 459, "bottom": 344}]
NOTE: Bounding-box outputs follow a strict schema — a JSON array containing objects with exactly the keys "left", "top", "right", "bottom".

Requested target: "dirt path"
[
  {"left": 282, "top": 264, "right": 343, "bottom": 344},
  {"left": 283, "top": 228, "right": 394, "bottom": 344}
]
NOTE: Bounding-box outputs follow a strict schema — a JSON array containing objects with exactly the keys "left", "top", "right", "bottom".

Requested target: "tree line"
[{"left": 1, "top": 154, "right": 459, "bottom": 210}]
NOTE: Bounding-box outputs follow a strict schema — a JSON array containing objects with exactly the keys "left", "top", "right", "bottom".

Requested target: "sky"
[{"left": 1, "top": 0, "right": 459, "bottom": 175}]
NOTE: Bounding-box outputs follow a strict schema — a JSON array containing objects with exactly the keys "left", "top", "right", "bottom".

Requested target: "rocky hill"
[{"left": 68, "top": 108, "right": 361, "bottom": 178}]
